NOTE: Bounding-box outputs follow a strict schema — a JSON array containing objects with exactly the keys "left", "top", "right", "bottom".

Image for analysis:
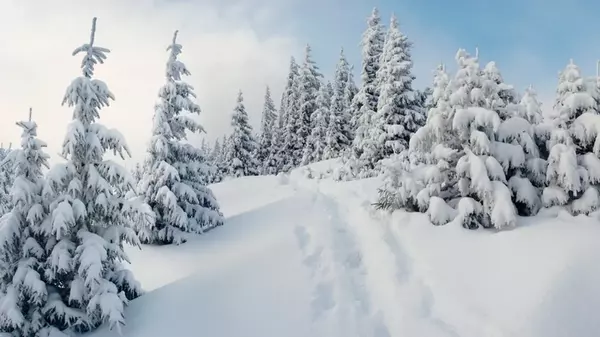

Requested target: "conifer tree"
[
  {"left": 41, "top": 18, "right": 142, "bottom": 333},
  {"left": 374, "top": 14, "right": 423, "bottom": 157},
  {"left": 302, "top": 81, "right": 332, "bottom": 164},
  {"left": 274, "top": 57, "right": 300, "bottom": 172},
  {"left": 380, "top": 49, "right": 519, "bottom": 230},
  {"left": 351, "top": 7, "right": 385, "bottom": 160},
  {"left": 0, "top": 144, "right": 14, "bottom": 216},
  {"left": 377, "top": 63, "right": 456, "bottom": 211},
  {"left": 138, "top": 30, "right": 223, "bottom": 245},
  {"left": 209, "top": 138, "right": 223, "bottom": 183},
  {"left": 0, "top": 108, "right": 52, "bottom": 336},
  {"left": 295, "top": 45, "right": 322, "bottom": 167},
  {"left": 543, "top": 60, "right": 600, "bottom": 214},
  {"left": 258, "top": 86, "right": 277, "bottom": 172},
  {"left": 228, "top": 91, "right": 260, "bottom": 177},
  {"left": 324, "top": 49, "right": 353, "bottom": 159}
]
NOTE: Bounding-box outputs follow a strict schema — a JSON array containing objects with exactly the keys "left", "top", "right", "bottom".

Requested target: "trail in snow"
[
  {"left": 86, "top": 162, "right": 600, "bottom": 337},
  {"left": 293, "top": 189, "right": 375, "bottom": 337},
  {"left": 295, "top": 174, "right": 462, "bottom": 337}
]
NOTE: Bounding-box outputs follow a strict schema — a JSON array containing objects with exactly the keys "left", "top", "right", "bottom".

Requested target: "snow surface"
[{"left": 87, "top": 160, "right": 600, "bottom": 337}]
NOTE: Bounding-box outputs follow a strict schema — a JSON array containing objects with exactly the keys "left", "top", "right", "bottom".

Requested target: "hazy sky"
[{"left": 1, "top": 0, "right": 599, "bottom": 167}]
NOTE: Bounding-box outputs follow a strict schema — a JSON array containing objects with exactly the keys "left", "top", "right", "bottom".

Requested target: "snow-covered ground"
[{"left": 89, "top": 160, "right": 600, "bottom": 337}]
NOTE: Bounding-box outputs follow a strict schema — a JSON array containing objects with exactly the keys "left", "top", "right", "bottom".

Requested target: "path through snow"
[{"left": 88, "top": 162, "right": 600, "bottom": 337}]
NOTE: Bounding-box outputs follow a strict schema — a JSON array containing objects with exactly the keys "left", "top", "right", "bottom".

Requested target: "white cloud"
[{"left": 0, "top": 0, "right": 300, "bottom": 166}]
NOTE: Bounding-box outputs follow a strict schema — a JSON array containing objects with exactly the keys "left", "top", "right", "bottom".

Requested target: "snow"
[{"left": 86, "top": 160, "right": 600, "bottom": 337}]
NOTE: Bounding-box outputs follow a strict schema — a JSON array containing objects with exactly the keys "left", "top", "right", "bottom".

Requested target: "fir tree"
[
  {"left": 380, "top": 49, "right": 520, "bottom": 230},
  {"left": 543, "top": 59, "right": 600, "bottom": 214},
  {"left": 228, "top": 91, "right": 259, "bottom": 177},
  {"left": 258, "top": 86, "right": 277, "bottom": 172},
  {"left": 209, "top": 138, "right": 223, "bottom": 183},
  {"left": 377, "top": 63, "right": 456, "bottom": 211},
  {"left": 324, "top": 49, "right": 353, "bottom": 159},
  {"left": 274, "top": 57, "right": 300, "bottom": 173},
  {"left": 302, "top": 81, "right": 332, "bottom": 164},
  {"left": 131, "top": 162, "right": 143, "bottom": 184},
  {"left": 41, "top": 18, "right": 142, "bottom": 333},
  {"left": 296, "top": 45, "right": 323, "bottom": 166},
  {"left": 351, "top": 7, "right": 385, "bottom": 160},
  {"left": 0, "top": 109, "right": 52, "bottom": 336},
  {"left": 138, "top": 30, "right": 223, "bottom": 245},
  {"left": 0, "top": 144, "right": 14, "bottom": 216},
  {"left": 374, "top": 14, "right": 424, "bottom": 157}
]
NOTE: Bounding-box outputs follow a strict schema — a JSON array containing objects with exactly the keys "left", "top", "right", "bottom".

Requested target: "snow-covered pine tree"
[
  {"left": 0, "top": 108, "right": 52, "bottom": 336},
  {"left": 481, "top": 61, "right": 519, "bottom": 120},
  {"left": 229, "top": 91, "right": 260, "bottom": 177},
  {"left": 138, "top": 30, "right": 223, "bottom": 245},
  {"left": 344, "top": 65, "right": 359, "bottom": 140},
  {"left": 543, "top": 59, "right": 600, "bottom": 214},
  {"left": 200, "top": 138, "right": 209, "bottom": 158},
  {"left": 258, "top": 86, "right": 277, "bottom": 172},
  {"left": 131, "top": 162, "right": 144, "bottom": 184},
  {"left": 350, "top": 7, "right": 385, "bottom": 160},
  {"left": 294, "top": 45, "right": 323, "bottom": 168},
  {"left": 377, "top": 63, "right": 457, "bottom": 212},
  {"left": 40, "top": 18, "right": 142, "bottom": 334},
  {"left": 372, "top": 14, "right": 424, "bottom": 159},
  {"left": 481, "top": 63, "right": 544, "bottom": 216},
  {"left": 0, "top": 144, "right": 14, "bottom": 216},
  {"left": 209, "top": 138, "right": 223, "bottom": 183},
  {"left": 274, "top": 57, "right": 301, "bottom": 172},
  {"left": 324, "top": 49, "right": 353, "bottom": 160},
  {"left": 379, "top": 49, "right": 518, "bottom": 230},
  {"left": 443, "top": 49, "right": 518, "bottom": 229},
  {"left": 264, "top": 105, "right": 284, "bottom": 175},
  {"left": 302, "top": 80, "right": 332, "bottom": 165}
]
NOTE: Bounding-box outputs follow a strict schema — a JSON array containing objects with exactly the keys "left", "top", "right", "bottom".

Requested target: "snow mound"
[{"left": 87, "top": 160, "right": 600, "bottom": 337}]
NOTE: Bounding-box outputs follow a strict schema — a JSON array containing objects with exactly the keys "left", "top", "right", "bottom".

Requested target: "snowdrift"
[{"left": 88, "top": 160, "right": 600, "bottom": 337}]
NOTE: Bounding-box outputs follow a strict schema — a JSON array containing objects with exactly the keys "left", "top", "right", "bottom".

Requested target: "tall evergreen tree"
[
  {"left": 258, "top": 86, "right": 277, "bottom": 172},
  {"left": 228, "top": 91, "right": 259, "bottom": 177},
  {"left": 0, "top": 144, "right": 14, "bottom": 216},
  {"left": 209, "top": 138, "right": 222, "bottom": 183},
  {"left": 351, "top": 7, "right": 385, "bottom": 160},
  {"left": 324, "top": 49, "right": 353, "bottom": 159},
  {"left": 0, "top": 109, "right": 52, "bottom": 336},
  {"left": 138, "top": 30, "right": 223, "bottom": 245},
  {"left": 271, "top": 57, "right": 300, "bottom": 173},
  {"left": 295, "top": 45, "right": 323, "bottom": 167},
  {"left": 374, "top": 14, "right": 423, "bottom": 157},
  {"left": 543, "top": 60, "right": 600, "bottom": 214},
  {"left": 302, "top": 81, "right": 332, "bottom": 164},
  {"left": 41, "top": 18, "right": 142, "bottom": 333}
]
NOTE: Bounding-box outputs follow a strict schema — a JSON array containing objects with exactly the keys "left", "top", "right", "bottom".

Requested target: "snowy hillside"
[{"left": 88, "top": 160, "right": 600, "bottom": 337}]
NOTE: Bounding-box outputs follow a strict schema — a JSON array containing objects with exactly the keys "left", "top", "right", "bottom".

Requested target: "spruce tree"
[
  {"left": 543, "top": 60, "right": 600, "bottom": 214},
  {"left": 296, "top": 45, "right": 323, "bottom": 165},
  {"left": 0, "top": 109, "right": 52, "bottom": 336},
  {"left": 209, "top": 138, "right": 223, "bottom": 183},
  {"left": 138, "top": 30, "right": 223, "bottom": 244},
  {"left": 351, "top": 7, "right": 385, "bottom": 160},
  {"left": 377, "top": 63, "right": 456, "bottom": 211},
  {"left": 41, "top": 18, "right": 142, "bottom": 333},
  {"left": 482, "top": 64, "right": 543, "bottom": 216},
  {"left": 258, "top": 86, "right": 277, "bottom": 172},
  {"left": 302, "top": 81, "right": 332, "bottom": 165},
  {"left": 274, "top": 57, "right": 300, "bottom": 172},
  {"left": 324, "top": 49, "right": 353, "bottom": 159},
  {"left": 228, "top": 91, "right": 260, "bottom": 177},
  {"left": 373, "top": 14, "right": 424, "bottom": 158},
  {"left": 0, "top": 145, "right": 14, "bottom": 216}
]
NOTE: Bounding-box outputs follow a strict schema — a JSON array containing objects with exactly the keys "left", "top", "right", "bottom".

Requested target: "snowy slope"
[{"left": 88, "top": 160, "right": 600, "bottom": 337}]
